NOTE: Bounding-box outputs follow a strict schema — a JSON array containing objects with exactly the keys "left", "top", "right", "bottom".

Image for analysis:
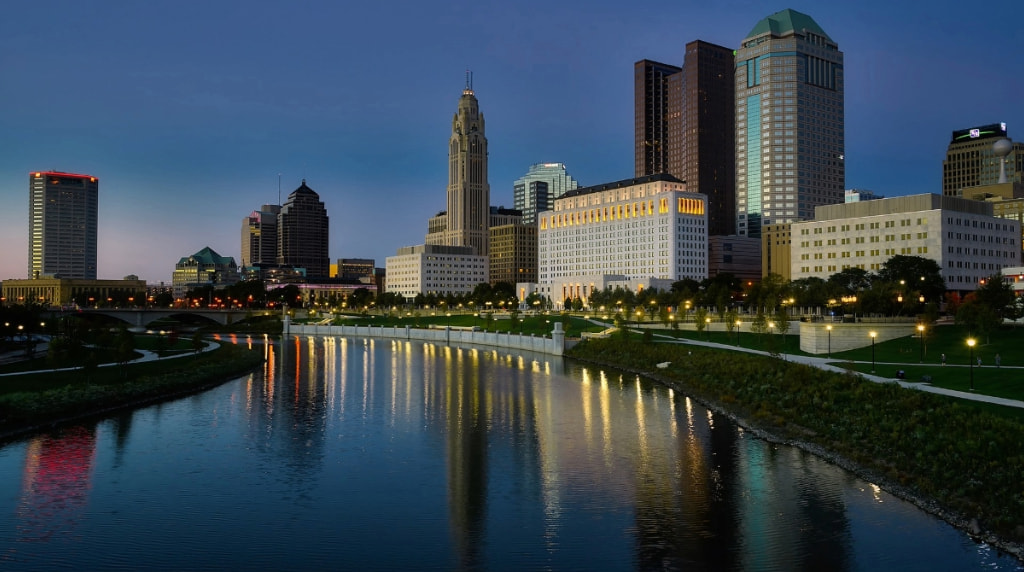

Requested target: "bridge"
[{"left": 54, "top": 308, "right": 279, "bottom": 327}]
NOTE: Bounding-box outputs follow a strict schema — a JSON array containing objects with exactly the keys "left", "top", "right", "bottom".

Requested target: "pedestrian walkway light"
[
  {"left": 869, "top": 331, "right": 877, "bottom": 373},
  {"left": 967, "top": 338, "right": 976, "bottom": 390},
  {"left": 917, "top": 324, "right": 925, "bottom": 363},
  {"left": 826, "top": 324, "right": 832, "bottom": 358}
]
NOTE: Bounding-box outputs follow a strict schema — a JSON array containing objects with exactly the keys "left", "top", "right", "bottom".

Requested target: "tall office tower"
[
  {"left": 942, "top": 123, "right": 1023, "bottom": 196},
  {"left": 635, "top": 60, "right": 681, "bottom": 178},
  {"left": 513, "top": 163, "right": 579, "bottom": 225},
  {"left": 241, "top": 204, "right": 281, "bottom": 267},
  {"left": 681, "top": 41, "right": 736, "bottom": 236},
  {"left": 443, "top": 73, "right": 490, "bottom": 256},
  {"left": 735, "top": 9, "right": 844, "bottom": 238},
  {"left": 28, "top": 171, "right": 99, "bottom": 279},
  {"left": 277, "top": 180, "right": 329, "bottom": 278}
]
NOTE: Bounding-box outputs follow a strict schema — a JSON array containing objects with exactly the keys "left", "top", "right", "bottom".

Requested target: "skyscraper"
[
  {"left": 681, "top": 41, "right": 736, "bottom": 236},
  {"left": 513, "top": 163, "right": 579, "bottom": 226},
  {"left": 634, "top": 41, "right": 735, "bottom": 236},
  {"left": 735, "top": 9, "right": 844, "bottom": 238},
  {"left": 942, "top": 123, "right": 1022, "bottom": 196},
  {"left": 241, "top": 204, "right": 281, "bottom": 267},
  {"left": 278, "top": 180, "right": 329, "bottom": 278},
  {"left": 634, "top": 60, "right": 681, "bottom": 178},
  {"left": 443, "top": 74, "right": 490, "bottom": 256},
  {"left": 28, "top": 171, "right": 99, "bottom": 279}
]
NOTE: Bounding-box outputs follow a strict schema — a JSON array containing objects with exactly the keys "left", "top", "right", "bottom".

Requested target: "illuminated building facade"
[
  {"left": 172, "top": 246, "right": 240, "bottom": 299},
  {"left": 489, "top": 223, "right": 537, "bottom": 286},
  {"left": 736, "top": 9, "right": 845, "bottom": 238},
  {"left": 513, "top": 163, "right": 579, "bottom": 226},
  {"left": 791, "top": 194, "right": 1019, "bottom": 291},
  {"left": 942, "top": 123, "right": 1023, "bottom": 196},
  {"left": 278, "top": 180, "right": 329, "bottom": 278},
  {"left": 536, "top": 174, "right": 707, "bottom": 304},
  {"left": 28, "top": 171, "right": 99, "bottom": 279},
  {"left": 385, "top": 244, "right": 488, "bottom": 300}
]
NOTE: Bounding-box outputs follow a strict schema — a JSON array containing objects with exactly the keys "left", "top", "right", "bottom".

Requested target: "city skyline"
[{"left": 1, "top": 0, "right": 1021, "bottom": 283}]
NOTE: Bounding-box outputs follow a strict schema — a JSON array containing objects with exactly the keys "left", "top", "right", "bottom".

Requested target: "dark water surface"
[{"left": 0, "top": 336, "right": 1019, "bottom": 571}]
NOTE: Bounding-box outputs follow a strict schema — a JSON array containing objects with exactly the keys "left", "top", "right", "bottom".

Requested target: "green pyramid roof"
[
  {"left": 178, "top": 246, "right": 236, "bottom": 266},
  {"left": 745, "top": 9, "right": 832, "bottom": 42}
]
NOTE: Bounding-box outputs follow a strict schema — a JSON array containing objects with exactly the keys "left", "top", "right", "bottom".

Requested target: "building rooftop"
[
  {"left": 561, "top": 173, "right": 684, "bottom": 199},
  {"left": 745, "top": 8, "right": 832, "bottom": 42}
]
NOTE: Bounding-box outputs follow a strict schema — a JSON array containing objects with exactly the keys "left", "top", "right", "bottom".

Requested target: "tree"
[
  {"left": 693, "top": 308, "right": 709, "bottom": 337},
  {"left": 116, "top": 327, "right": 136, "bottom": 377},
  {"left": 772, "top": 308, "right": 791, "bottom": 353},
  {"left": 974, "top": 273, "right": 1016, "bottom": 323},
  {"left": 876, "top": 255, "right": 946, "bottom": 303},
  {"left": 827, "top": 267, "right": 872, "bottom": 294},
  {"left": 191, "top": 330, "right": 205, "bottom": 355}
]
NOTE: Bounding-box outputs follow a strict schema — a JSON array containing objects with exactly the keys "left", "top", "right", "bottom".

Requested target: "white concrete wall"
[{"left": 289, "top": 324, "right": 568, "bottom": 355}]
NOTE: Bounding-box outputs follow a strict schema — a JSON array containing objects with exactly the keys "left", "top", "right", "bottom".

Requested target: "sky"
[{"left": 1, "top": 0, "right": 1021, "bottom": 284}]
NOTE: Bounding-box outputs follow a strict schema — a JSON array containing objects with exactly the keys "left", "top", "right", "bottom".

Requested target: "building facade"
[
  {"left": 635, "top": 59, "right": 681, "bottom": 178},
  {"left": 171, "top": 247, "right": 240, "bottom": 299},
  {"left": 512, "top": 163, "right": 580, "bottom": 226},
  {"left": 241, "top": 204, "right": 281, "bottom": 268},
  {"left": 537, "top": 174, "right": 708, "bottom": 304},
  {"left": 942, "top": 123, "right": 1023, "bottom": 197},
  {"left": 28, "top": 171, "right": 99, "bottom": 280},
  {"left": 278, "top": 180, "right": 329, "bottom": 278},
  {"left": 708, "top": 235, "right": 761, "bottom": 283},
  {"left": 736, "top": 9, "right": 845, "bottom": 238},
  {"left": 2, "top": 278, "right": 146, "bottom": 308},
  {"left": 489, "top": 223, "right": 537, "bottom": 286},
  {"left": 790, "top": 194, "right": 1019, "bottom": 291},
  {"left": 438, "top": 76, "right": 490, "bottom": 256},
  {"left": 385, "top": 244, "right": 488, "bottom": 300},
  {"left": 761, "top": 223, "right": 793, "bottom": 280}
]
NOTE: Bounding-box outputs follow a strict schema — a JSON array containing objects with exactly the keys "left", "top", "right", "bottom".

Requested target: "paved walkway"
[
  {"left": 0, "top": 340, "right": 219, "bottom": 378},
  {"left": 640, "top": 329, "right": 1024, "bottom": 409}
]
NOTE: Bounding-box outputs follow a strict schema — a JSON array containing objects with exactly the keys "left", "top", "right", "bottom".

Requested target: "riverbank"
[
  {"left": 0, "top": 342, "right": 265, "bottom": 442},
  {"left": 567, "top": 337, "right": 1024, "bottom": 562}
]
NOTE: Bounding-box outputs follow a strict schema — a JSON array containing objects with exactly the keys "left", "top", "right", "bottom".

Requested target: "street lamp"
[
  {"left": 826, "top": 324, "right": 832, "bottom": 358},
  {"left": 917, "top": 324, "right": 925, "bottom": 363},
  {"left": 705, "top": 316, "right": 711, "bottom": 340},
  {"left": 968, "top": 338, "right": 976, "bottom": 390},
  {"left": 735, "top": 320, "right": 741, "bottom": 346},
  {"left": 870, "top": 331, "right": 877, "bottom": 373}
]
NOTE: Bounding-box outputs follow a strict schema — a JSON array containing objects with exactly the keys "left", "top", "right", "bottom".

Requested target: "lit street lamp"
[
  {"left": 705, "top": 317, "right": 711, "bottom": 340},
  {"left": 968, "top": 338, "right": 976, "bottom": 391},
  {"left": 826, "top": 324, "right": 832, "bottom": 358},
  {"left": 734, "top": 320, "right": 741, "bottom": 346},
  {"left": 917, "top": 324, "right": 925, "bottom": 363},
  {"left": 870, "top": 331, "right": 877, "bottom": 373}
]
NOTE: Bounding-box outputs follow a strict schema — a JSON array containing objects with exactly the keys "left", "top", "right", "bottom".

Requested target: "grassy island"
[
  {"left": 0, "top": 342, "right": 265, "bottom": 439},
  {"left": 568, "top": 337, "right": 1024, "bottom": 550}
]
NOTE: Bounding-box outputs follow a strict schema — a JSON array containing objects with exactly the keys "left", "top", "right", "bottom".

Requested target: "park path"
[{"left": 0, "top": 340, "right": 219, "bottom": 378}]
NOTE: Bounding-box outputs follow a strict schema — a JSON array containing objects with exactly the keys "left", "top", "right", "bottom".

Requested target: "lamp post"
[
  {"left": 735, "top": 320, "right": 741, "bottom": 346},
  {"left": 826, "top": 324, "right": 832, "bottom": 358},
  {"left": 705, "top": 317, "right": 711, "bottom": 340},
  {"left": 917, "top": 324, "right": 925, "bottom": 363},
  {"left": 968, "top": 338, "right": 976, "bottom": 390},
  {"left": 870, "top": 331, "right": 877, "bottom": 373}
]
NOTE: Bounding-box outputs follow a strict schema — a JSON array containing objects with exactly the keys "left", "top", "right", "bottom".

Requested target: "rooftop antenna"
[{"left": 464, "top": 68, "right": 473, "bottom": 93}]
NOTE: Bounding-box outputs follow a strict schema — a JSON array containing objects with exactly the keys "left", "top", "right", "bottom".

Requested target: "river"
[{"left": 0, "top": 336, "right": 1019, "bottom": 571}]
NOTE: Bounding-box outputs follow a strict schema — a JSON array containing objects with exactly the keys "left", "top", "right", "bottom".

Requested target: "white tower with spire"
[{"left": 440, "top": 71, "right": 490, "bottom": 256}]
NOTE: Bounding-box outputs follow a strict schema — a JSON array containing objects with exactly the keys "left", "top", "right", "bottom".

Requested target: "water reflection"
[{"left": 0, "top": 336, "right": 1018, "bottom": 571}]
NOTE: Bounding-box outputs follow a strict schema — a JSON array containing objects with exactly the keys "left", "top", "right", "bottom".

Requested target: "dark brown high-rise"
[
  {"left": 681, "top": 40, "right": 735, "bottom": 236},
  {"left": 634, "top": 60, "right": 681, "bottom": 178},
  {"left": 634, "top": 41, "right": 735, "bottom": 236},
  {"left": 278, "top": 180, "right": 330, "bottom": 278}
]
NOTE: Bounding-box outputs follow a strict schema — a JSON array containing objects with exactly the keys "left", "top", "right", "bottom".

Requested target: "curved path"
[
  {"left": 640, "top": 328, "right": 1024, "bottom": 409},
  {"left": 0, "top": 340, "right": 219, "bottom": 378}
]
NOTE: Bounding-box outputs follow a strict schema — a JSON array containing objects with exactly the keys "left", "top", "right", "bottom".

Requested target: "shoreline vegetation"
[
  {"left": 567, "top": 337, "right": 1024, "bottom": 562},
  {"left": 0, "top": 342, "right": 265, "bottom": 441}
]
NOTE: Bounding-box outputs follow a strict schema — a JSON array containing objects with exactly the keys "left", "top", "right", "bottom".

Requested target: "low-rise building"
[
  {"left": 385, "top": 244, "right": 488, "bottom": 300},
  {"left": 708, "top": 235, "right": 761, "bottom": 282},
  {"left": 791, "top": 194, "right": 1020, "bottom": 291},
  {"left": 2, "top": 277, "right": 146, "bottom": 308},
  {"left": 171, "top": 247, "right": 240, "bottom": 299}
]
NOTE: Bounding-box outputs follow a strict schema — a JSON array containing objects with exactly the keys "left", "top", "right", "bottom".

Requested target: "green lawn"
[{"left": 323, "top": 312, "right": 606, "bottom": 338}]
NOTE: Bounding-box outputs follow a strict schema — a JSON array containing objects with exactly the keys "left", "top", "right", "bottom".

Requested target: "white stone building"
[
  {"left": 385, "top": 244, "right": 488, "bottom": 300},
  {"left": 791, "top": 194, "right": 1019, "bottom": 290},
  {"left": 535, "top": 174, "right": 708, "bottom": 305}
]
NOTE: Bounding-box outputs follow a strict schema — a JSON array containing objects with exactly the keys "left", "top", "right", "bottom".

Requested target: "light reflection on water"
[{"left": 0, "top": 336, "right": 1019, "bottom": 571}]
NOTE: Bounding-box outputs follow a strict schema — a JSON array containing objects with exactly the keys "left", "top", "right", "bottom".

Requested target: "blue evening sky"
[{"left": 1, "top": 0, "right": 1021, "bottom": 283}]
